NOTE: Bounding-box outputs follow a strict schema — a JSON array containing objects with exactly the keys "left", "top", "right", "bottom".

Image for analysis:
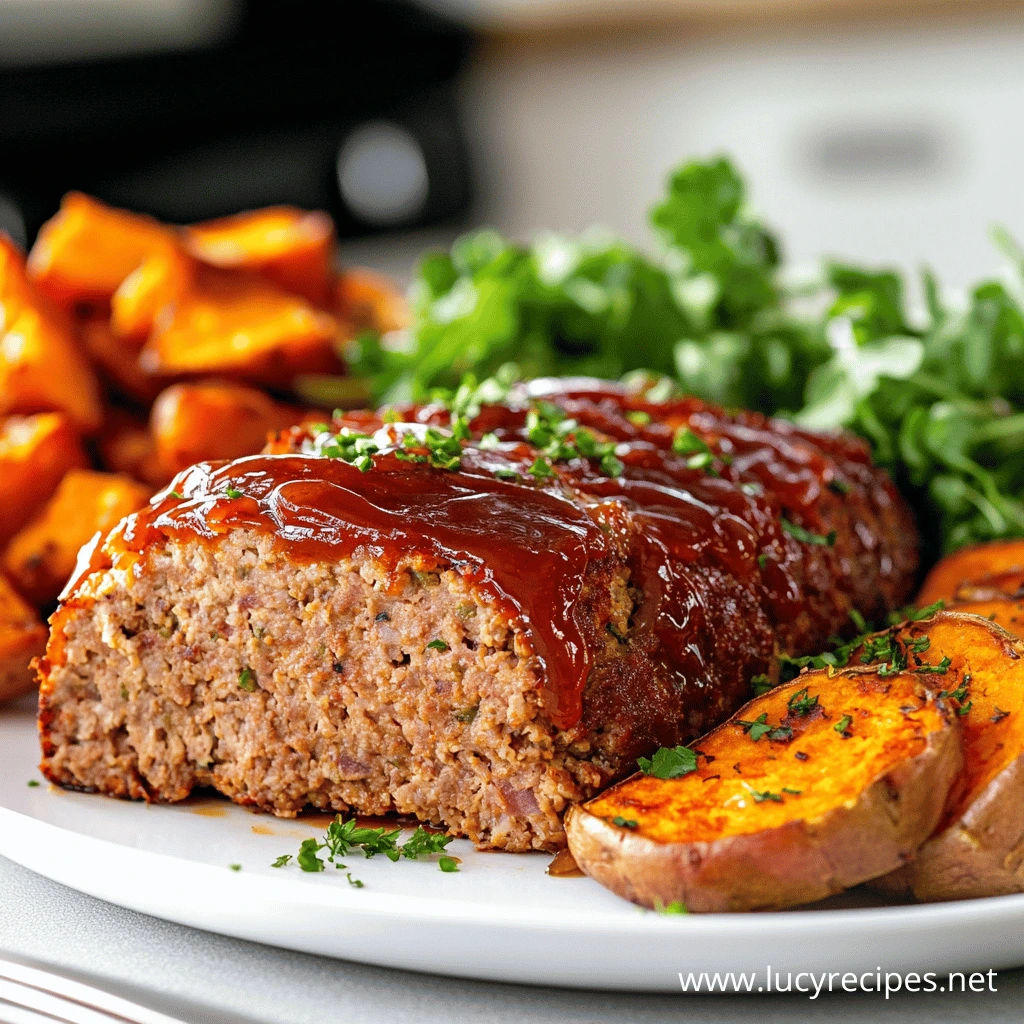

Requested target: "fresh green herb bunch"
[{"left": 345, "top": 156, "right": 1024, "bottom": 555}]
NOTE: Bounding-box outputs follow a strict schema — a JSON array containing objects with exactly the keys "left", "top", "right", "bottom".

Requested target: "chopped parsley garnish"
[
  {"left": 281, "top": 817, "right": 457, "bottom": 874},
  {"left": 735, "top": 713, "right": 791, "bottom": 742},
  {"left": 170, "top": 490, "right": 185, "bottom": 500},
  {"left": 939, "top": 678, "right": 970, "bottom": 704},
  {"left": 347, "top": 872, "right": 366, "bottom": 887},
  {"left": 672, "top": 427, "right": 710, "bottom": 457},
  {"left": 229, "top": 863, "right": 242, "bottom": 872},
  {"left": 834, "top": 714, "right": 853, "bottom": 737},
  {"left": 744, "top": 784, "right": 783, "bottom": 803},
  {"left": 787, "top": 687, "right": 820, "bottom": 716},
  {"left": 637, "top": 745, "right": 698, "bottom": 779},
  {"left": 453, "top": 705, "right": 478, "bottom": 723},
  {"left": 654, "top": 899, "right": 689, "bottom": 915},
  {"left": 782, "top": 787, "right": 802, "bottom": 795},
  {"left": 626, "top": 410, "right": 651, "bottom": 426},
  {"left": 750, "top": 673, "right": 774, "bottom": 696},
  {"left": 915, "top": 656, "right": 951, "bottom": 675},
  {"left": 438, "top": 856, "right": 460, "bottom": 873},
  {"left": 26, "top": 780, "right": 39, "bottom": 788},
  {"left": 757, "top": 553, "right": 769, "bottom": 569},
  {"left": 225, "top": 486, "right": 244, "bottom": 499},
  {"left": 611, "top": 816, "right": 639, "bottom": 829},
  {"left": 957, "top": 701, "right": 973, "bottom": 716},
  {"left": 238, "top": 667, "right": 257, "bottom": 692},
  {"left": 528, "top": 456, "right": 554, "bottom": 479},
  {"left": 426, "top": 638, "right": 450, "bottom": 652},
  {"left": 781, "top": 517, "right": 836, "bottom": 547},
  {"left": 827, "top": 479, "right": 851, "bottom": 495}
]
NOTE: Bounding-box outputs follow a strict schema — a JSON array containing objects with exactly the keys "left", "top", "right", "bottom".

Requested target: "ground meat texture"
[{"left": 37, "top": 378, "right": 919, "bottom": 851}]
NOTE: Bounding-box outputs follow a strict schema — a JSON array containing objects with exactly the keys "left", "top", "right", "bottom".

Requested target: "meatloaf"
[{"left": 37, "top": 377, "right": 919, "bottom": 851}]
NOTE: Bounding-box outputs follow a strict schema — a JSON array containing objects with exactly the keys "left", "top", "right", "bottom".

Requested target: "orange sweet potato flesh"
[
  {"left": 110, "top": 245, "right": 194, "bottom": 345},
  {"left": 97, "top": 410, "right": 164, "bottom": 487},
  {"left": 1, "top": 240, "right": 104, "bottom": 432},
  {"left": 184, "top": 207, "right": 336, "bottom": 307},
  {"left": 335, "top": 267, "right": 410, "bottom": 334},
  {"left": 869, "top": 612, "right": 1024, "bottom": 900},
  {"left": 27, "top": 192, "right": 175, "bottom": 310},
  {"left": 79, "top": 318, "right": 164, "bottom": 404},
  {"left": 150, "top": 380, "right": 303, "bottom": 478},
  {"left": 0, "top": 572, "right": 47, "bottom": 702},
  {"left": 0, "top": 413, "right": 88, "bottom": 546},
  {"left": 565, "top": 669, "right": 960, "bottom": 912},
  {"left": 138, "top": 266, "right": 341, "bottom": 382},
  {"left": 3, "top": 469, "right": 151, "bottom": 606},
  {"left": 917, "top": 540, "right": 1024, "bottom": 606}
]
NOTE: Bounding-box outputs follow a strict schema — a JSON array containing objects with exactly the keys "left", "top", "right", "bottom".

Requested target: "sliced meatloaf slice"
[{"left": 38, "top": 378, "right": 919, "bottom": 851}]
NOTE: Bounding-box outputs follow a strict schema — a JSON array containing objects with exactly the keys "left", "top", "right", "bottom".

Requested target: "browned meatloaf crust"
[{"left": 37, "top": 378, "right": 919, "bottom": 851}]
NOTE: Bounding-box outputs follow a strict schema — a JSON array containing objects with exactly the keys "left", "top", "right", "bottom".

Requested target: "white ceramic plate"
[{"left": 3, "top": 699, "right": 1023, "bottom": 992}]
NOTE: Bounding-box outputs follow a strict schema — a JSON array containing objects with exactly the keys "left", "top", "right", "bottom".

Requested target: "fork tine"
[{"left": 0, "top": 959, "right": 189, "bottom": 1024}]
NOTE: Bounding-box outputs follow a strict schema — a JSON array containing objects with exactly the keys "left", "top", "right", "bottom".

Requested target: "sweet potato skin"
[
  {"left": 0, "top": 572, "right": 47, "bottom": 701},
  {"left": 565, "top": 669, "right": 961, "bottom": 912},
  {"left": 3, "top": 469, "right": 151, "bottom": 606},
  {"left": 0, "top": 413, "right": 88, "bottom": 546},
  {"left": 917, "top": 540, "right": 1024, "bottom": 606},
  {"left": 150, "top": 380, "right": 303, "bottom": 478},
  {"left": 871, "top": 612, "right": 1024, "bottom": 901}
]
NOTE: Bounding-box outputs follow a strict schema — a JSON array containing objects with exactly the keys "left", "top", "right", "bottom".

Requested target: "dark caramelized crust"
[{"left": 37, "top": 378, "right": 918, "bottom": 849}]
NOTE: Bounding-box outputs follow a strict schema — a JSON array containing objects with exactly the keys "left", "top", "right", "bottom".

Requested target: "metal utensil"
[{"left": 0, "top": 957, "right": 189, "bottom": 1024}]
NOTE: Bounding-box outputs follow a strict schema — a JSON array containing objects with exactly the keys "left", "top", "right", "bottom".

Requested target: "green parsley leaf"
[
  {"left": 528, "top": 457, "right": 554, "bottom": 479},
  {"left": 271, "top": 855, "right": 292, "bottom": 868},
  {"left": 229, "top": 863, "right": 242, "bottom": 872},
  {"left": 654, "top": 899, "right": 689, "bottom": 915},
  {"left": 787, "top": 687, "right": 820, "bottom": 716},
  {"left": 744, "top": 784, "right": 783, "bottom": 803},
  {"left": 297, "top": 838, "right": 326, "bottom": 872},
  {"left": 637, "top": 745, "right": 698, "bottom": 779},
  {"left": 400, "top": 826, "right": 454, "bottom": 860},
  {"left": 347, "top": 872, "right": 365, "bottom": 887},
  {"left": 170, "top": 490, "right": 185, "bottom": 500},
  {"left": 26, "top": 780, "right": 40, "bottom": 788},
  {"left": 426, "top": 638, "right": 450, "bottom": 652},
  {"left": 238, "top": 667, "right": 257, "bottom": 692},
  {"left": 438, "top": 856, "right": 460, "bottom": 873},
  {"left": 750, "top": 673, "right": 774, "bottom": 696},
  {"left": 781, "top": 787, "right": 802, "bottom": 795},
  {"left": 225, "top": 486, "right": 244, "bottom": 499},
  {"left": 834, "top": 714, "right": 853, "bottom": 736},
  {"left": 781, "top": 517, "right": 836, "bottom": 547},
  {"left": 611, "top": 816, "right": 639, "bottom": 829}
]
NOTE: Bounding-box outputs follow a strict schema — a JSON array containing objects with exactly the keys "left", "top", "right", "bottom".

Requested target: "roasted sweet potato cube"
[
  {"left": 0, "top": 413, "right": 89, "bottom": 546},
  {"left": 151, "top": 380, "right": 303, "bottom": 478},
  {"left": 138, "top": 267, "right": 341, "bottom": 382},
  {"left": 0, "top": 235, "right": 34, "bottom": 328},
  {"left": 917, "top": 540, "right": 1024, "bottom": 606},
  {"left": 27, "top": 193, "right": 176, "bottom": 310},
  {"left": 335, "top": 267, "right": 410, "bottom": 334},
  {"left": 184, "top": 207, "right": 336, "bottom": 307},
  {"left": 1, "top": 303, "right": 104, "bottom": 432},
  {"left": 0, "top": 572, "right": 47, "bottom": 701},
  {"left": 97, "top": 409, "right": 163, "bottom": 485},
  {"left": 79, "top": 318, "right": 164, "bottom": 404},
  {"left": 4, "top": 469, "right": 152, "bottom": 606},
  {"left": 110, "top": 245, "right": 195, "bottom": 344}
]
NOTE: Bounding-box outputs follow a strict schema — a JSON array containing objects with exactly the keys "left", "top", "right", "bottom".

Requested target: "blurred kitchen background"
[{"left": 2, "top": 0, "right": 1024, "bottom": 288}]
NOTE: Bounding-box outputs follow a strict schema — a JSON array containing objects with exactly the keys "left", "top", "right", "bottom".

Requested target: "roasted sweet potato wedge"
[
  {"left": 96, "top": 410, "right": 163, "bottom": 486},
  {"left": 565, "top": 669, "right": 961, "bottom": 912},
  {"left": 3, "top": 469, "right": 151, "bottom": 606},
  {"left": 110, "top": 245, "right": 195, "bottom": 344},
  {"left": 138, "top": 266, "right": 341, "bottom": 382},
  {"left": 1, "top": 299, "right": 104, "bottom": 432},
  {"left": 27, "top": 192, "right": 175, "bottom": 310},
  {"left": 869, "top": 612, "right": 1024, "bottom": 900},
  {"left": 150, "top": 380, "right": 303, "bottom": 478},
  {"left": 917, "top": 540, "right": 1024, "bottom": 606},
  {"left": 184, "top": 207, "right": 336, "bottom": 307},
  {"left": 0, "top": 572, "right": 47, "bottom": 701},
  {"left": 0, "top": 413, "right": 89, "bottom": 546},
  {"left": 335, "top": 267, "right": 411, "bottom": 334},
  {"left": 79, "top": 318, "right": 164, "bottom": 404},
  {"left": 945, "top": 596, "right": 1024, "bottom": 640},
  {"left": 1, "top": 238, "right": 103, "bottom": 431}
]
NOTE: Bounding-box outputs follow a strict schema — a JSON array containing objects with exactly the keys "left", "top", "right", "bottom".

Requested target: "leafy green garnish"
[
  {"left": 744, "top": 784, "right": 783, "bottom": 804},
  {"left": 735, "top": 712, "right": 791, "bottom": 742},
  {"left": 611, "top": 816, "right": 639, "bottom": 829},
  {"left": 426, "top": 638, "right": 450, "bottom": 652},
  {"left": 345, "top": 153, "right": 1024, "bottom": 557},
  {"left": 271, "top": 855, "right": 292, "bottom": 868},
  {"left": 238, "top": 668, "right": 257, "bottom": 692},
  {"left": 834, "top": 714, "right": 853, "bottom": 737},
  {"left": 637, "top": 745, "right": 698, "bottom": 779},
  {"left": 750, "top": 673, "right": 774, "bottom": 696},
  {"left": 225, "top": 486, "right": 244, "bottom": 499},
  {"left": 787, "top": 687, "right": 820, "bottom": 716},
  {"left": 781, "top": 518, "right": 836, "bottom": 547},
  {"left": 654, "top": 899, "right": 689, "bottom": 915}
]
